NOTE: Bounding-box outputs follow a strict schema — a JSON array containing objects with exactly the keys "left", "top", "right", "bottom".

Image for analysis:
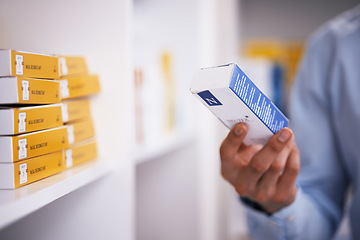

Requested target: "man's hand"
[{"left": 220, "top": 123, "right": 300, "bottom": 214}]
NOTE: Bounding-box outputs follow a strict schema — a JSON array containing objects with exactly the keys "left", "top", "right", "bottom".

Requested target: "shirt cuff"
[{"left": 242, "top": 187, "right": 305, "bottom": 240}]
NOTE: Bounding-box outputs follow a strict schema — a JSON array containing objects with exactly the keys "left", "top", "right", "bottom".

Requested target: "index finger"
[{"left": 220, "top": 123, "right": 247, "bottom": 161}]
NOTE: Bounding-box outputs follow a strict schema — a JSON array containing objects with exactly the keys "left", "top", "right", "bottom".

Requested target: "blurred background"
[{"left": 0, "top": 0, "right": 358, "bottom": 240}]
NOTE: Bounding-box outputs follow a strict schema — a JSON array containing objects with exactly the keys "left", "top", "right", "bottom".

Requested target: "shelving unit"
[
  {"left": 133, "top": 0, "right": 203, "bottom": 237},
  {"left": 135, "top": 130, "right": 196, "bottom": 165},
  {"left": 0, "top": 159, "right": 117, "bottom": 230},
  {"left": 0, "top": 0, "right": 134, "bottom": 239},
  {"left": 133, "top": 0, "right": 241, "bottom": 240}
]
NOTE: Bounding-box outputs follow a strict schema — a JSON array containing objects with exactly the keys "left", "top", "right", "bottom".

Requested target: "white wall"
[{"left": 240, "top": 0, "right": 359, "bottom": 40}]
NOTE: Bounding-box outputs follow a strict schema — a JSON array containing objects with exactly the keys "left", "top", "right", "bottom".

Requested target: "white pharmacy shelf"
[
  {"left": 134, "top": 130, "right": 197, "bottom": 165},
  {"left": 0, "top": 158, "right": 117, "bottom": 230}
]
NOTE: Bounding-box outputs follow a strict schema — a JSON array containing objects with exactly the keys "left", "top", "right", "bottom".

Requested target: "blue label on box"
[
  {"left": 198, "top": 90, "right": 222, "bottom": 106},
  {"left": 229, "top": 64, "right": 288, "bottom": 134}
]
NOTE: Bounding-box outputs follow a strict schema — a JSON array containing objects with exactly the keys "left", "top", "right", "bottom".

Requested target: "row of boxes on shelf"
[
  {"left": 0, "top": 49, "right": 89, "bottom": 79},
  {"left": 0, "top": 49, "right": 101, "bottom": 189},
  {"left": 0, "top": 100, "right": 94, "bottom": 161}
]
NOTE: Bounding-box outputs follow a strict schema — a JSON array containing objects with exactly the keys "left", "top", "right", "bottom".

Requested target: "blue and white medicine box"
[{"left": 190, "top": 63, "right": 289, "bottom": 145}]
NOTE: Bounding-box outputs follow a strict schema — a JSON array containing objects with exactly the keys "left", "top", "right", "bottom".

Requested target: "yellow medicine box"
[
  {"left": 65, "top": 139, "right": 97, "bottom": 168},
  {"left": 0, "top": 77, "right": 61, "bottom": 104},
  {"left": 59, "top": 55, "right": 88, "bottom": 77},
  {"left": 0, "top": 126, "right": 68, "bottom": 163},
  {"left": 66, "top": 118, "right": 95, "bottom": 146},
  {"left": 61, "top": 98, "right": 92, "bottom": 123},
  {"left": 0, "top": 104, "right": 63, "bottom": 135},
  {"left": 0, "top": 150, "right": 65, "bottom": 189},
  {"left": 0, "top": 49, "right": 59, "bottom": 79},
  {"left": 59, "top": 75, "right": 100, "bottom": 100}
]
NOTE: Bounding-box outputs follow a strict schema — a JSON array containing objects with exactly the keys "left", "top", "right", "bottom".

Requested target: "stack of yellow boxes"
[
  {"left": 58, "top": 55, "right": 100, "bottom": 171},
  {"left": 0, "top": 50, "right": 100, "bottom": 189},
  {"left": 0, "top": 49, "right": 66, "bottom": 189}
]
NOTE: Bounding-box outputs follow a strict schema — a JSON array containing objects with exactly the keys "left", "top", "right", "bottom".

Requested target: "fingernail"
[
  {"left": 278, "top": 129, "right": 291, "bottom": 143},
  {"left": 234, "top": 126, "right": 243, "bottom": 136}
]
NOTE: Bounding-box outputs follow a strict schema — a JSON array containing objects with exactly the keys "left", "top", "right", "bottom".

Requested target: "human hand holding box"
[{"left": 190, "top": 63, "right": 289, "bottom": 145}]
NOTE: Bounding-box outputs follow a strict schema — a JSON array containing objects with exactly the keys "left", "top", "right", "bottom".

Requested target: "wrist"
[{"left": 241, "top": 197, "right": 273, "bottom": 215}]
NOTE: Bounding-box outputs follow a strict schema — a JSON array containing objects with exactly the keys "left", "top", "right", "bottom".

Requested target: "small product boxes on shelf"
[
  {"left": 66, "top": 118, "right": 95, "bottom": 146},
  {"left": 58, "top": 55, "right": 100, "bottom": 170},
  {"left": 58, "top": 55, "right": 99, "bottom": 170},
  {"left": 0, "top": 150, "right": 65, "bottom": 189},
  {"left": 61, "top": 98, "right": 91, "bottom": 123},
  {"left": 0, "top": 77, "right": 61, "bottom": 104},
  {"left": 191, "top": 63, "right": 289, "bottom": 145},
  {"left": 0, "top": 104, "right": 63, "bottom": 135},
  {"left": 0, "top": 126, "right": 68, "bottom": 163},
  {"left": 0, "top": 51, "right": 101, "bottom": 189},
  {"left": 0, "top": 49, "right": 59, "bottom": 79},
  {"left": 59, "top": 75, "right": 100, "bottom": 100},
  {"left": 65, "top": 139, "right": 97, "bottom": 169},
  {"left": 59, "top": 55, "right": 88, "bottom": 77},
  {"left": 0, "top": 49, "right": 64, "bottom": 189}
]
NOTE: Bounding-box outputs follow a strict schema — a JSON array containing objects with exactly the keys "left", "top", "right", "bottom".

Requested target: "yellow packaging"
[
  {"left": 61, "top": 98, "right": 91, "bottom": 123},
  {"left": 59, "top": 55, "right": 88, "bottom": 77},
  {"left": 65, "top": 139, "right": 97, "bottom": 168},
  {"left": 243, "top": 40, "right": 304, "bottom": 85},
  {"left": 66, "top": 118, "right": 95, "bottom": 145},
  {"left": 0, "top": 104, "right": 63, "bottom": 135},
  {"left": 0, "top": 150, "right": 65, "bottom": 189},
  {"left": 0, "top": 49, "right": 59, "bottom": 79},
  {"left": 59, "top": 75, "right": 100, "bottom": 100},
  {"left": 0, "top": 77, "right": 61, "bottom": 104},
  {"left": 0, "top": 126, "right": 68, "bottom": 163}
]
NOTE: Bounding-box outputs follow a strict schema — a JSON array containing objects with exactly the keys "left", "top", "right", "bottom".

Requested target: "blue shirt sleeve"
[
  {"left": 245, "top": 187, "right": 337, "bottom": 240},
  {"left": 243, "top": 13, "right": 352, "bottom": 240}
]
